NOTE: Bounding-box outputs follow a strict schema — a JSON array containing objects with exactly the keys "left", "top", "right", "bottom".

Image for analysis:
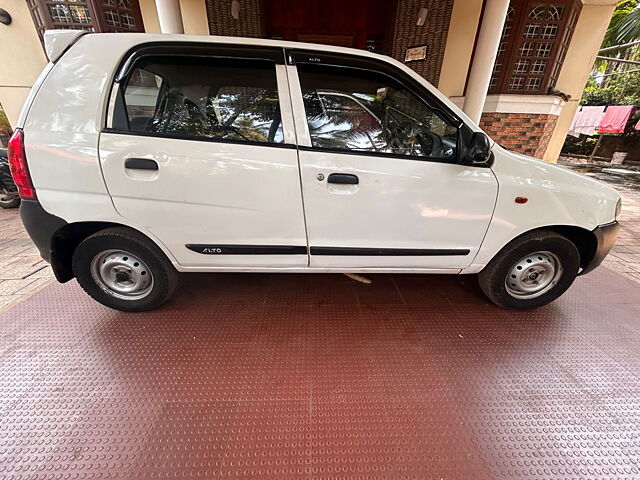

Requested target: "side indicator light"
[{"left": 515, "top": 196, "right": 528, "bottom": 204}]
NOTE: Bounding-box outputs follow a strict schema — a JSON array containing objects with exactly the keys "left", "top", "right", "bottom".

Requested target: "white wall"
[{"left": 0, "top": 0, "right": 47, "bottom": 127}]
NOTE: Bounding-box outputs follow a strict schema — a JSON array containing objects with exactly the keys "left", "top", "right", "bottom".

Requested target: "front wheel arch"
[
  {"left": 544, "top": 225, "right": 597, "bottom": 272},
  {"left": 50, "top": 222, "right": 174, "bottom": 283},
  {"left": 478, "top": 229, "right": 581, "bottom": 309},
  {"left": 481, "top": 225, "right": 597, "bottom": 274}
]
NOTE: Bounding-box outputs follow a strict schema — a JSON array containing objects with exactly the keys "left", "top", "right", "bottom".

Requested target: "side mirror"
[{"left": 466, "top": 132, "right": 492, "bottom": 166}]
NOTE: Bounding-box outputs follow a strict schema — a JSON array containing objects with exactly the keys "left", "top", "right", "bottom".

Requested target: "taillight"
[{"left": 7, "top": 129, "right": 36, "bottom": 200}]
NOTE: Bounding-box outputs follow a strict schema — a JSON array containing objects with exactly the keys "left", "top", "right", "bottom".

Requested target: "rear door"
[
  {"left": 287, "top": 51, "right": 498, "bottom": 269},
  {"left": 100, "top": 44, "right": 308, "bottom": 268}
]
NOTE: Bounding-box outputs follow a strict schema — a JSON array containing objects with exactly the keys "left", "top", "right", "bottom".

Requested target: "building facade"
[{"left": 0, "top": 0, "right": 617, "bottom": 162}]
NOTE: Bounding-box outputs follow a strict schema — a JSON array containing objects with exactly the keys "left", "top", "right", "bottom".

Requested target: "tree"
[
  {"left": 602, "top": 0, "right": 639, "bottom": 47},
  {"left": 582, "top": 71, "right": 640, "bottom": 107},
  {"left": 595, "top": 1, "right": 640, "bottom": 76},
  {"left": 583, "top": 1, "right": 640, "bottom": 112},
  {"left": 562, "top": 1, "right": 640, "bottom": 156},
  {"left": 614, "top": 2, "right": 640, "bottom": 44}
]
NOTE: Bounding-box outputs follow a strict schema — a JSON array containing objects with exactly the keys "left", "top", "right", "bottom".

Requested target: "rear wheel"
[
  {"left": 478, "top": 230, "right": 580, "bottom": 309},
  {"left": 72, "top": 227, "right": 178, "bottom": 312}
]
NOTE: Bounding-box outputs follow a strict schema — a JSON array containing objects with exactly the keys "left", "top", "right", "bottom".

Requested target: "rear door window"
[
  {"left": 124, "top": 69, "right": 162, "bottom": 131},
  {"left": 120, "top": 56, "right": 284, "bottom": 144}
]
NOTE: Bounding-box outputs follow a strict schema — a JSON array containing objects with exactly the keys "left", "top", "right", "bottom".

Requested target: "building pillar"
[
  {"left": 179, "top": 0, "right": 209, "bottom": 35},
  {"left": 155, "top": 0, "right": 184, "bottom": 33},
  {"left": 542, "top": 1, "right": 617, "bottom": 163},
  {"left": 438, "top": 0, "right": 484, "bottom": 97},
  {"left": 0, "top": 0, "right": 47, "bottom": 131},
  {"left": 462, "top": 0, "right": 510, "bottom": 124}
]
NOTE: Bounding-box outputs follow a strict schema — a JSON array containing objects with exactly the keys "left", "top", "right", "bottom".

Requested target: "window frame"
[
  {"left": 487, "top": 0, "right": 582, "bottom": 95},
  {"left": 105, "top": 42, "right": 296, "bottom": 150},
  {"left": 288, "top": 50, "right": 468, "bottom": 165}
]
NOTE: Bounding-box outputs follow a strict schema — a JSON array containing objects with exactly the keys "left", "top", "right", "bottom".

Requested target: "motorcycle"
[{"left": 0, "top": 148, "right": 20, "bottom": 209}]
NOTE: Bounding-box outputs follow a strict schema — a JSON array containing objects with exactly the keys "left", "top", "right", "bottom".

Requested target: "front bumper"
[{"left": 580, "top": 220, "right": 621, "bottom": 275}]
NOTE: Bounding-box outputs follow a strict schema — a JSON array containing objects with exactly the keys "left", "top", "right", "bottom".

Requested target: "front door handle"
[
  {"left": 327, "top": 173, "right": 359, "bottom": 185},
  {"left": 125, "top": 158, "right": 158, "bottom": 170}
]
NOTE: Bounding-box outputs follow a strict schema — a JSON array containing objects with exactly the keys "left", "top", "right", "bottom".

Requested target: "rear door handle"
[
  {"left": 327, "top": 173, "right": 359, "bottom": 185},
  {"left": 125, "top": 158, "right": 158, "bottom": 170}
]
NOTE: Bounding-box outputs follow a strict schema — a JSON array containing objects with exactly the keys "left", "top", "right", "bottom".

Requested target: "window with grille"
[
  {"left": 27, "top": 0, "right": 144, "bottom": 41},
  {"left": 487, "top": 0, "right": 581, "bottom": 95}
]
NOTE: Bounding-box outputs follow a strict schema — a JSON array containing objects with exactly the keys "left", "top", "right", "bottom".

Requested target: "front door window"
[{"left": 297, "top": 65, "right": 458, "bottom": 160}]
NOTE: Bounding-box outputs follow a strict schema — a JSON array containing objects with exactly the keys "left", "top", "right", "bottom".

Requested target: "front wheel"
[
  {"left": 478, "top": 230, "right": 580, "bottom": 309},
  {"left": 72, "top": 227, "right": 178, "bottom": 312}
]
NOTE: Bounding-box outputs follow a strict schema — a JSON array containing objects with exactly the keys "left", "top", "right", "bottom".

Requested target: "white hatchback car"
[{"left": 9, "top": 31, "right": 621, "bottom": 312}]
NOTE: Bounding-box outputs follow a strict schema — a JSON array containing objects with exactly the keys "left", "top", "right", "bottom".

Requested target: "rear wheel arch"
[
  {"left": 50, "top": 222, "right": 174, "bottom": 283},
  {"left": 71, "top": 226, "right": 178, "bottom": 311}
]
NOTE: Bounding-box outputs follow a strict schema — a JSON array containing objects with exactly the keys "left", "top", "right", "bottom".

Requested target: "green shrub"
[
  {"left": 0, "top": 106, "right": 11, "bottom": 137},
  {"left": 562, "top": 135, "right": 599, "bottom": 155}
]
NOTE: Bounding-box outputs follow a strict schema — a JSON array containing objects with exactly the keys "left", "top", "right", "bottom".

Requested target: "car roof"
[
  {"left": 86, "top": 32, "right": 395, "bottom": 64},
  {"left": 45, "top": 29, "right": 400, "bottom": 65}
]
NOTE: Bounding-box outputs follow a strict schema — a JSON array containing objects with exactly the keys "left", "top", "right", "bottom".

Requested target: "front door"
[
  {"left": 288, "top": 53, "right": 498, "bottom": 269},
  {"left": 100, "top": 46, "right": 308, "bottom": 268}
]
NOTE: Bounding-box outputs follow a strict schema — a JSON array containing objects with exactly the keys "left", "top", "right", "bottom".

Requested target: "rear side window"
[{"left": 120, "top": 56, "right": 283, "bottom": 144}]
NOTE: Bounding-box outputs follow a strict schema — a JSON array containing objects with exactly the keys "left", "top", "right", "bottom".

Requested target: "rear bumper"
[
  {"left": 20, "top": 199, "right": 67, "bottom": 263},
  {"left": 580, "top": 220, "right": 620, "bottom": 275}
]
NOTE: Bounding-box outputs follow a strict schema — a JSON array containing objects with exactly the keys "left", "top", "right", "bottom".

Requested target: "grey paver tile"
[
  {"left": 0, "top": 280, "right": 38, "bottom": 295},
  {"left": 0, "top": 208, "right": 54, "bottom": 310},
  {"left": 15, "top": 277, "right": 53, "bottom": 294}
]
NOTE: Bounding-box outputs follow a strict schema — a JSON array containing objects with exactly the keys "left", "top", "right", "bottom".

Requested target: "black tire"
[
  {"left": 72, "top": 227, "right": 178, "bottom": 312},
  {"left": 0, "top": 191, "right": 20, "bottom": 208},
  {"left": 0, "top": 197, "right": 20, "bottom": 209},
  {"left": 478, "top": 230, "right": 580, "bottom": 309}
]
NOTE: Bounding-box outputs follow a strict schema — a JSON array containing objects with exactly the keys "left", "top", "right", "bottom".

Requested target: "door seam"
[{"left": 282, "top": 55, "right": 311, "bottom": 267}]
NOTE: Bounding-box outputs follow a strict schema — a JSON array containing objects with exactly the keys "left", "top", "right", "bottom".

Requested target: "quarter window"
[
  {"left": 297, "top": 65, "right": 458, "bottom": 160},
  {"left": 120, "top": 57, "right": 284, "bottom": 144}
]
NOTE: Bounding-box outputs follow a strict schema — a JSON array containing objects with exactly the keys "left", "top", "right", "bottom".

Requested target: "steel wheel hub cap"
[
  {"left": 90, "top": 250, "right": 153, "bottom": 300},
  {"left": 505, "top": 251, "right": 563, "bottom": 300}
]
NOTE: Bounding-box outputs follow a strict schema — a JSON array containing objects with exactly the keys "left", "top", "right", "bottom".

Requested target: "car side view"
[{"left": 9, "top": 30, "right": 621, "bottom": 312}]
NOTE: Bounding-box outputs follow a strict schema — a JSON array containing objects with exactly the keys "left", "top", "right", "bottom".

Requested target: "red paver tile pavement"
[{"left": 0, "top": 267, "right": 639, "bottom": 479}]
